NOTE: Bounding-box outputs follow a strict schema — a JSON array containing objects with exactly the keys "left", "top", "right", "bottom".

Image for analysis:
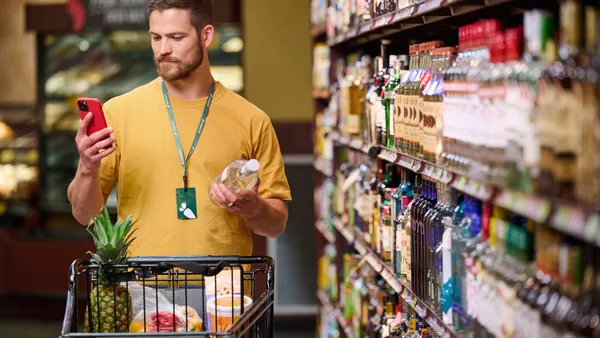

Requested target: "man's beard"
[{"left": 155, "top": 47, "right": 204, "bottom": 82}]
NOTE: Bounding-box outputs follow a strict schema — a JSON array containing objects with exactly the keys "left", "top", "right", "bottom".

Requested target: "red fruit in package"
[{"left": 146, "top": 311, "right": 184, "bottom": 332}]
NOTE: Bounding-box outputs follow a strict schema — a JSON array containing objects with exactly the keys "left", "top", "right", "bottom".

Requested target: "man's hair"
[{"left": 148, "top": 0, "right": 214, "bottom": 34}]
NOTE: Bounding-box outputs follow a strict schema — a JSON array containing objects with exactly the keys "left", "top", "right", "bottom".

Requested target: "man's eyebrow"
[{"left": 149, "top": 31, "right": 188, "bottom": 37}]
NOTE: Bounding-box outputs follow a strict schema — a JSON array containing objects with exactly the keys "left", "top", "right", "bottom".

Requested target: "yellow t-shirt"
[{"left": 99, "top": 78, "right": 292, "bottom": 257}]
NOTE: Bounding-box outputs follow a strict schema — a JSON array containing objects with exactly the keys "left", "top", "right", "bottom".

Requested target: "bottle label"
[{"left": 220, "top": 164, "right": 232, "bottom": 182}]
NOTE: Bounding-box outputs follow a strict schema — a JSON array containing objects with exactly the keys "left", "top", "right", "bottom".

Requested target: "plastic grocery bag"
[{"left": 124, "top": 282, "right": 203, "bottom": 333}]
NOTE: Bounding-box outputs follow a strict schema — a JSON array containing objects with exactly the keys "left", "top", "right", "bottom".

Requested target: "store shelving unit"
[
  {"left": 313, "top": 0, "right": 599, "bottom": 337},
  {"left": 330, "top": 217, "right": 457, "bottom": 338},
  {"left": 321, "top": 132, "right": 600, "bottom": 247},
  {"left": 326, "top": 0, "right": 538, "bottom": 47}
]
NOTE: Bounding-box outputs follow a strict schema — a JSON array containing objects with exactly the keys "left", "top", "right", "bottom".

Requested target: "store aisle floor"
[{"left": 0, "top": 320, "right": 315, "bottom": 337}]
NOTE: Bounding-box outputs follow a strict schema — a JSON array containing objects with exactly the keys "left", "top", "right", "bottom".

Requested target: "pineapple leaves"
[{"left": 86, "top": 205, "right": 137, "bottom": 267}]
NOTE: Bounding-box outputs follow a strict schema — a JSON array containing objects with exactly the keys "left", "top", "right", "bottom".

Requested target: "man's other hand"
[{"left": 210, "top": 182, "right": 260, "bottom": 217}]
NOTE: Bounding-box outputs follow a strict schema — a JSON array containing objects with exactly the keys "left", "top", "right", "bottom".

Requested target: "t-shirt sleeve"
[
  {"left": 98, "top": 100, "right": 120, "bottom": 201},
  {"left": 253, "top": 118, "right": 292, "bottom": 202}
]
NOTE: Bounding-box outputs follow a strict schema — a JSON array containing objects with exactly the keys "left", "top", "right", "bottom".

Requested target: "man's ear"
[{"left": 201, "top": 25, "right": 215, "bottom": 48}]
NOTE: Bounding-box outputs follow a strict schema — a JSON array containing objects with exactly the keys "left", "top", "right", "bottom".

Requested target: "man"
[{"left": 67, "top": 0, "right": 291, "bottom": 258}]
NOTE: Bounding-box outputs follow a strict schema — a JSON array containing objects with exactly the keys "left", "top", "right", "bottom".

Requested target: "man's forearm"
[
  {"left": 243, "top": 198, "right": 287, "bottom": 238},
  {"left": 67, "top": 164, "right": 105, "bottom": 225}
]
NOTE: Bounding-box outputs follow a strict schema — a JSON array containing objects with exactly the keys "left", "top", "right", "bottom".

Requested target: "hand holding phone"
[{"left": 75, "top": 98, "right": 116, "bottom": 175}]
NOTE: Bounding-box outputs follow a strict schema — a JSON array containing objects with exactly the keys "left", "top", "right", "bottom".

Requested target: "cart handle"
[
  {"left": 127, "top": 255, "right": 274, "bottom": 267},
  {"left": 61, "top": 258, "right": 87, "bottom": 336}
]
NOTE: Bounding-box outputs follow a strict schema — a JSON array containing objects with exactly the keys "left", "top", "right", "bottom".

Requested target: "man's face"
[{"left": 149, "top": 9, "right": 204, "bottom": 82}]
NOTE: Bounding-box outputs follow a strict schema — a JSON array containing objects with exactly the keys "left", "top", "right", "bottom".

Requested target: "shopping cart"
[{"left": 59, "top": 256, "right": 275, "bottom": 338}]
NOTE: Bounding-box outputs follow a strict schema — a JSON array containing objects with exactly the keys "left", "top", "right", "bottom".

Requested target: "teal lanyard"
[{"left": 160, "top": 78, "right": 215, "bottom": 190}]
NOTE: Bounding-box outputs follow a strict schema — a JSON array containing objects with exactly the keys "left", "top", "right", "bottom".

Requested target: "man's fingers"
[
  {"left": 218, "top": 184, "right": 238, "bottom": 204},
  {"left": 211, "top": 184, "right": 231, "bottom": 206},
  {"left": 80, "top": 127, "right": 113, "bottom": 151},
  {"left": 237, "top": 188, "right": 257, "bottom": 202},
  {"left": 88, "top": 127, "right": 114, "bottom": 144},
  {"left": 77, "top": 113, "right": 93, "bottom": 138},
  {"left": 90, "top": 144, "right": 116, "bottom": 161},
  {"left": 88, "top": 136, "right": 115, "bottom": 155}
]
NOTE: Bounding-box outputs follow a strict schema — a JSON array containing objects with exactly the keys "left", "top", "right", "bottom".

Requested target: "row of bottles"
[
  {"left": 332, "top": 3, "right": 600, "bottom": 207},
  {"left": 318, "top": 240, "right": 442, "bottom": 338},
  {"left": 327, "top": 0, "right": 426, "bottom": 39},
  {"left": 317, "top": 144, "right": 600, "bottom": 337}
]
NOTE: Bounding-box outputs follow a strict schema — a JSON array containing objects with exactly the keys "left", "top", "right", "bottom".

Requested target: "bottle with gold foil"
[
  {"left": 554, "top": 0, "right": 584, "bottom": 202},
  {"left": 394, "top": 45, "right": 418, "bottom": 153}
]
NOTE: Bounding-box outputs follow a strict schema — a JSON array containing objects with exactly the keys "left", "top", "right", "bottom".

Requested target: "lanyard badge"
[{"left": 160, "top": 79, "right": 215, "bottom": 220}]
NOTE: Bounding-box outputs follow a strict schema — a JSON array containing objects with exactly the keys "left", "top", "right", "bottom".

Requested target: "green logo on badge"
[{"left": 179, "top": 202, "right": 197, "bottom": 219}]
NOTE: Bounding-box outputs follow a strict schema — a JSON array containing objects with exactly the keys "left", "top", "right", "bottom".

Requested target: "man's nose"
[{"left": 160, "top": 40, "right": 172, "bottom": 55}]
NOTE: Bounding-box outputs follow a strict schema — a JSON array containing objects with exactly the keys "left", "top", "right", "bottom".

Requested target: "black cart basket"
[{"left": 60, "top": 256, "right": 275, "bottom": 338}]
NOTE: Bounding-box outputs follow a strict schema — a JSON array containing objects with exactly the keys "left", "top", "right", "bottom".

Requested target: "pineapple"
[{"left": 84, "top": 206, "right": 137, "bottom": 333}]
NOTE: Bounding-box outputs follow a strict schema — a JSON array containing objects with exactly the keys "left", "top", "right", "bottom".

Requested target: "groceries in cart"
[
  {"left": 70, "top": 205, "right": 267, "bottom": 336},
  {"left": 207, "top": 294, "right": 253, "bottom": 332},
  {"left": 126, "top": 282, "right": 203, "bottom": 332}
]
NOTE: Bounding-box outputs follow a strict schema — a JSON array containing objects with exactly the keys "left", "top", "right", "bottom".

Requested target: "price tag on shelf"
[
  {"left": 585, "top": 213, "right": 599, "bottom": 244},
  {"left": 467, "top": 180, "right": 480, "bottom": 196},
  {"left": 380, "top": 150, "right": 396, "bottom": 163},
  {"left": 440, "top": 170, "right": 453, "bottom": 184},
  {"left": 552, "top": 206, "right": 570, "bottom": 231},
  {"left": 350, "top": 138, "right": 363, "bottom": 150},
  {"left": 389, "top": 277, "right": 402, "bottom": 293},
  {"left": 570, "top": 208, "right": 587, "bottom": 236},
  {"left": 434, "top": 168, "right": 444, "bottom": 181},
  {"left": 530, "top": 198, "right": 552, "bottom": 223},
  {"left": 374, "top": 12, "right": 394, "bottom": 29},
  {"left": 380, "top": 267, "right": 393, "bottom": 281},
  {"left": 424, "top": 165, "right": 435, "bottom": 178},
  {"left": 429, "top": 319, "right": 445, "bottom": 337},
  {"left": 400, "top": 288, "right": 408, "bottom": 299},
  {"left": 513, "top": 193, "right": 528, "bottom": 214},
  {"left": 455, "top": 176, "right": 467, "bottom": 190},
  {"left": 414, "top": 0, "right": 430, "bottom": 14},
  {"left": 392, "top": 5, "right": 414, "bottom": 23},
  {"left": 408, "top": 296, "right": 418, "bottom": 308},
  {"left": 354, "top": 240, "right": 366, "bottom": 255},
  {"left": 345, "top": 228, "right": 355, "bottom": 242},
  {"left": 366, "top": 253, "right": 382, "bottom": 271},
  {"left": 411, "top": 160, "right": 422, "bottom": 172},
  {"left": 398, "top": 155, "right": 414, "bottom": 169},
  {"left": 414, "top": 302, "right": 427, "bottom": 318}
]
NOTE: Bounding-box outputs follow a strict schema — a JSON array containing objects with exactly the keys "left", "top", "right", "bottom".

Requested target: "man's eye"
[
  {"left": 152, "top": 36, "right": 161, "bottom": 41},
  {"left": 173, "top": 37, "right": 183, "bottom": 41}
]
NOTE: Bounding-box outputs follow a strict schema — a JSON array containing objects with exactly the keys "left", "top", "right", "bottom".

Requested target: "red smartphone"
[{"left": 77, "top": 98, "right": 108, "bottom": 136}]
